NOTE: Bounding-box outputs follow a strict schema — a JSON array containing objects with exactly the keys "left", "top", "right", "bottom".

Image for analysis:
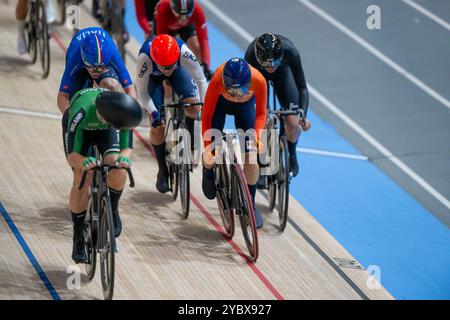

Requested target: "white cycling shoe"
[{"left": 17, "top": 33, "right": 27, "bottom": 55}]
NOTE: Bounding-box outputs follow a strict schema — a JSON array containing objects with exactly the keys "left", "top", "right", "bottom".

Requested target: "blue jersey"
[
  {"left": 59, "top": 27, "right": 133, "bottom": 95},
  {"left": 138, "top": 36, "right": 185, "bottom": 76}
]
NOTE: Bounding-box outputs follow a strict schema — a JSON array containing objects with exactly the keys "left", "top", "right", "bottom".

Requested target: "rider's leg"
[
  {"left": 167, "top": 67, "right": 201, "bottom": 155},
  {"left": 104, "top": 152, "right": 126, "bottom": 237},
  {"left": 201, "top": 97, "right": 226, "bottom": 200},
  {"left": 152, "top": 125, "right": 170, "bottom": 193},
  {"left": 16, "top": 0, "right": 28, "bottom": 55},
  {"left": 183, "top": 97, "right": 201, "bottom": 152},
  {"left": 244, "top": 154, "right": 263, "bottom": 229},
  {"left": 273, "top": 66, "right": 302, "bottom": 177},
  {"left": 186, "top": 35, "right": 202, "bottom": 62},
  {"left": 44, "top": 0, "right": 55, "bottom": 24},
  {"left": 63, "top": 108, "right": 91, "bottom": 262},
  {"left": 149, "top": 81, "right": 170, "bottom": 193},
  {"left": 179, "top": 25, "right": 202, "bottom": 62},
  {"left": 234, "top": 97, "right": 263, "bottom": 228}
]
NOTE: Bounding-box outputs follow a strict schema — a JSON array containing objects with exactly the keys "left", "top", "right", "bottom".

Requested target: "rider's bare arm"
[
  {"left": 57, "top": 91, "right": 70, "bottom": 114},
  {"left": 124, "top": 84, "right": 137, "bottom": 100},
  {"left": 67, "top": 152, "right": 88, "bottom": 169}
]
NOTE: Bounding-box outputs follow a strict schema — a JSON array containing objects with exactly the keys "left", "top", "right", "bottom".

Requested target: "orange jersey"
[{"left": 202, "top": 63, "right": 267, "bottom": 147}]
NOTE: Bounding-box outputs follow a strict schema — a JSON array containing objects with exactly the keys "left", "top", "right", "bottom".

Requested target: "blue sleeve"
[
  {"left": 59, "top": 40, "right": 83, "bottom": 94},
  {"left": 107, "top": 36, "right": 133, "bottom": 88}
]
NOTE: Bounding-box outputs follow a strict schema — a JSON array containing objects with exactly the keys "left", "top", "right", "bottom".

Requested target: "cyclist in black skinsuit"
[{"left": 245, "top": 33, "right": 311, "bottom": 179}]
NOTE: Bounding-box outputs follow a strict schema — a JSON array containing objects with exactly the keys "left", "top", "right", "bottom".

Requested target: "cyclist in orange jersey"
[{"left": 201, "top": 58, "right": 267, "bottom": 228}]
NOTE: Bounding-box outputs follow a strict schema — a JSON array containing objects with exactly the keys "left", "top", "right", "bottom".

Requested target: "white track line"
[
  {"left": 0, "top": 106, "right": 150, "bottom": 133},
  {"left": 401, "top": 0, "right": 450, "bottom": 32},
  {"left": 199, "top": 0, "right": 450, "bottom": 210},
  {"left": 297, "top": 147, "right": 368, "bottom": 161},
  {"left": 0, "top": 106, "right": 368, "bottom": 161},
  {"left": 297, "top": 0, "right": 450, "bottom": 111}
]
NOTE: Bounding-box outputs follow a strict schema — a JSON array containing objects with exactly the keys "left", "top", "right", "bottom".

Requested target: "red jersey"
[{"left": 155, "top": 0, "right": 211, "bottom": 67}]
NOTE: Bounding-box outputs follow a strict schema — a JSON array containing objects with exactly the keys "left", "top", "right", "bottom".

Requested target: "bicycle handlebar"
[
  {"left": 270, "top": 109, "right": 305, "bottom": 121},
  {"left": 160, "top": 102, "right": 203, "bottom": 109},
  {"left": 78, "top": 165, "right": 135, "bottom": 190}
]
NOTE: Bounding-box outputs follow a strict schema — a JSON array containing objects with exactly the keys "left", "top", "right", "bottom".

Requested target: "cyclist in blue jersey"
[{"left": 57, "top": 27, "right": 136, "bottom": 115}]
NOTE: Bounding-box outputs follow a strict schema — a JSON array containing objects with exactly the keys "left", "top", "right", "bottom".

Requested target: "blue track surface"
[{"left": 125, "top": 1, "right": 450, "bottom": 299}]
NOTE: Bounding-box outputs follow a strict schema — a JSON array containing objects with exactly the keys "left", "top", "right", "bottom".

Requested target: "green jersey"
[{"left": 67, "top": 88, "right": 132, "bottom": 154}]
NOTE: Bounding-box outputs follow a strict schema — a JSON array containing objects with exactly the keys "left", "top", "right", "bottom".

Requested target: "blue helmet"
[
  {"left": 80, "top": 33, "right": 112, "bottom": 67},
  {"left": 222, "top": 58, "right": 251, "bottom": 96}
]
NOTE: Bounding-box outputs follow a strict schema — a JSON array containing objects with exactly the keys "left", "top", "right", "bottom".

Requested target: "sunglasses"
[
  {"left": 158, "top": 63, "right": 177, "bottom": 71},
  {"left": 226, "top": 83, "right": 250, "bottom": 97},
  {"left": 84, "top": 62, "right": 107, "bottom": 73},
  {"left": 260, "top": 58, "right": 282, "bottom": 69}
]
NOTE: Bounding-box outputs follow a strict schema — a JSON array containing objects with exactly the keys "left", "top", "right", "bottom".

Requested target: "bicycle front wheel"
[
  {"left": 25, "top": 9, "right": 37, "bottom": 64},
  {"left": 216, "top": 163, "right": 234, "bottom": 239},
  {"left": 277, "top": 136, "right": 290, "bottom": 231},
  {"left": 179, "top": 163, "right": 190, "bottom": 219},
  {"left": 37, "top": 0, "right": 50, "bottom": 78},
  {"left": 99, "top": 195, "right": 115, "bottom": 300},
  {"left": 233, "top": 164, "right": 259, "bottom": 262},
  {"left": 84, "top": 198, "right": 97, "bottom": 280}
]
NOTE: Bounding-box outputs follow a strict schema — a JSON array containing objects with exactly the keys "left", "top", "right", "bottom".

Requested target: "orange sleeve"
[
  {"left": 250, "top": 67, "right": 267, "bottom": 140},
  {"left": 201, "top": 64, "right": 224, "bottom": 148}
]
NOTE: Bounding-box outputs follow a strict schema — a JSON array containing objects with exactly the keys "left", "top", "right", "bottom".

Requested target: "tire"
[
  {"left": 110, "top": 0, "right": 126, "bottom": 62},
  {"left": 99, "top": 195, "right": 115, "bottom": 300},
  {"left": 267, "top": 118, "right": 277, "bottom": 211},
  {"left": 179, "top": 123, "right": 191, "bottom": 219},
  {"left": 216, "top": 163, "right": 234, "bottom": 239},
  {"left": 84, "top": 196, "right": 97, "bottom": 280},
  {"left": 56, "top": 0, "right": 66, "bottom": 25},
  {"left": 233, "top": 163, "right": 259, "bottom": 262},
  {"left": 37, "top": 0, "right": 50, "bottom": 78},
  {"left": 179, "top": 163, "right": 190, "bottom": 219},
  {"left": 26, "top": 9, "right": 37, "bottom": 64},
  {"left": 277, "top": 136, "right": 290, "bottom": 231}
]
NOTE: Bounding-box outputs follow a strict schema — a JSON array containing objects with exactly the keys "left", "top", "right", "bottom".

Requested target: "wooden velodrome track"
[{"left": 0, "top": 1, "right": 393, "bottom": 300}]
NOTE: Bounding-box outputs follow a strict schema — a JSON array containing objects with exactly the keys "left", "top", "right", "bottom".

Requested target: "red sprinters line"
[
  {"left": 51, "top": 32, "right": 67, "bottom": 52},
  {"left": 133, "top": 129, "right": 284, "bottom": 300},
  {"left": 53, "top": 34, "right": 284, "bottom": 300}
]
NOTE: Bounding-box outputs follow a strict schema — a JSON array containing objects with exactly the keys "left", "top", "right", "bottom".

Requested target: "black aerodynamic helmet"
[
  {"left": 255, "top": 33, "right": 284, "bottom": 68},
  {"left": 170, "top": 0, "right": 195, "bottom": 18},
  {"left": 96, "top": 91, "right": 143, "bottom": 130}
]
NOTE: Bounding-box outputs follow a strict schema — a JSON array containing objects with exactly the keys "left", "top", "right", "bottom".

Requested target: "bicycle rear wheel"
[
  {"left": 99, "top": 195, "right": 115, "bottom": 300},
  {"left": 233, "top": 164, "right": 259, "bottom": 262},
  {"left": 37, "top": 0, "right": 50, "bottom": 78},
  {"left": 277, "top": 136, "right": 290, "bottom": 231},
  {"left": 216, "top": 163, "right": 234, "bottom": 239}
]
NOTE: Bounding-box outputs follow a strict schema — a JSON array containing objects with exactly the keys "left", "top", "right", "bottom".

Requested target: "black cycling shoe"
[
  {"left": 289, "top": 155, "right": 299, "bottom": 178},
  {"left": 256, "top": 175, "right": 266, "bottom": 190},
  {"left": 113, "top": 210, "right": 122, "bottom": 238},
  {"left": 254, "top": 206, "right": 264, "bottom": 229},
  {"left": 202, "top": 167, "right": 216, "bottom": 200},
  {"left": 156, "top": 171, "right": 170, "bottom": 193},
  {"left": 72, "top": 239, "right": 88, "bottom": 264}
]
